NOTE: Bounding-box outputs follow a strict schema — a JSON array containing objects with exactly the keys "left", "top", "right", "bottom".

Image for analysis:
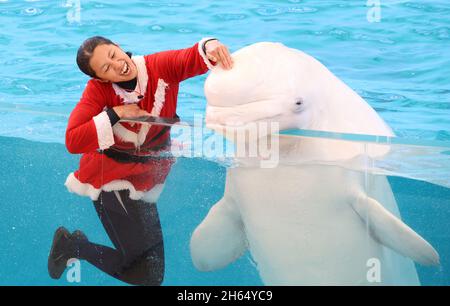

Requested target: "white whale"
[{"left": 190, "top": 42, "right": 439, "bottom": 285}]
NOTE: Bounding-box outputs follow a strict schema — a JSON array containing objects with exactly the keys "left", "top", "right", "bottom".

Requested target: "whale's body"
[{"left": 190, "top": 42, "right": 439, "bottom": 285}]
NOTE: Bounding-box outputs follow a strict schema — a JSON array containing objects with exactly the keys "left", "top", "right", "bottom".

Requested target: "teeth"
[{"left": 121, "top": 62, "right": 128, "bottom": 75}]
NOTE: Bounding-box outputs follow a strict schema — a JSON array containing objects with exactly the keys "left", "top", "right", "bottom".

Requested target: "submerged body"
[
  {"left": 190, "top": 42, "right": 439, "bottom": 285},
  {"left": 217, "top": 162, "right": 419, "bottom": 285}
]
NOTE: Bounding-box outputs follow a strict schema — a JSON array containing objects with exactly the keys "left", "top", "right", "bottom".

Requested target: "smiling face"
[{"left": 89, "top": 44, "right": 138, "bottom": 82}]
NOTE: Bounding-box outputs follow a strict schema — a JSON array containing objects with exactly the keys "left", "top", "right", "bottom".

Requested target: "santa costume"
[{"left": 64, "top": 38, "right": 216, "bottom": 203}]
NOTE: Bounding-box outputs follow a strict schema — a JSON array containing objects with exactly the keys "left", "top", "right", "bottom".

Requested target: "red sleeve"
[
  {"left": 65, "top": 80, "right": 110, "bottom": 154},
  {"left": 146, "top": 42, "right": 210, "bottom": 83}
]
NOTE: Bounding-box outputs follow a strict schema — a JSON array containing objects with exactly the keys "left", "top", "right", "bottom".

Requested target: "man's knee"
[{"left": 120, "top": 248, "right": 165, "bottom": 286}]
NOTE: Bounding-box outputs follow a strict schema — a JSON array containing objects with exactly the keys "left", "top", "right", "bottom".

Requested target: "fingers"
[
  {"left": 207, "top": 53, "right": 217, "bottom": 62},
  {"left": 206, "top": 43, "right": 234, "bottom": 70},
  {"left": 118, "top": 104, "right": 150, "bottom": 119},
  {"left": 217, "top": 47, "right": 233, "bottom": 70},
  {"left": 135, "top": 106, "right": 151, "bottom": 117},
  {"left": 139, "top": 110, "right": 151, "bottom": 117}
]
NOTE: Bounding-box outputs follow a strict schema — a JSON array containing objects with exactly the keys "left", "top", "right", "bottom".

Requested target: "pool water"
[
  {"left": 0, "top": 0, "right": 449, "bottom": 285},
  {"left": 0, "top": 135, "right": 449, "bottom": 285},
  {"left": 0, "top": 0, "right": 449, "bottom": 142}
]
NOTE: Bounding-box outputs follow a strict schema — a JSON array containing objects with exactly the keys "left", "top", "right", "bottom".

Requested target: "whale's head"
[
  {"left": 204, "top": 42, "right": 316, "bottom": 134},
  {"left": 205, "top": 42, "right": 394, "bottom": 135},
  {"left": 204, "top": 42, "right": 394, "bottom": 161}
]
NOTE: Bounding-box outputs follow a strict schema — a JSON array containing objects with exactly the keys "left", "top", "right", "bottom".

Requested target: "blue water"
[
  {"left": 0, "top": 0, "right": 449, "bottom": 285},
  {"left": 0, "top": 136, "right": 449, "bottom": 285},
  {"left": 0, "top": 0, "right": 449, "bottom": 142}
]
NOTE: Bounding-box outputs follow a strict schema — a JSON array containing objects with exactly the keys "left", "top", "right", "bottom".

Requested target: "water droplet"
[
  {"left": 21, "top": 7, "right": 43, "bottom": 16},
  {"left": 287, "top": 7, "right": 317, "bottom": 13},
  {"left": 151, "top": 25, "right": 163, "bottom": 31},
  {"left": 178, "top": 28, "right": 192, "bottom": 33},
  {"left": 255, "top": 6, "right": 284, "bottom": 16},
  {"left": 216, "top": 13, "right": 247, "bottom": 21},
  {"left": 379, "top": 38, "right": 395, "bottom": 44}
]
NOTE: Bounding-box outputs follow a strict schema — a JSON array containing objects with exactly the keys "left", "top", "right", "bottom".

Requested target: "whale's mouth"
[
  {"left": 205, "top": 99, "right": 285, "bottom": 129},
  {"left": 206, "top": 113, "right": 281, "bottom": 127}
]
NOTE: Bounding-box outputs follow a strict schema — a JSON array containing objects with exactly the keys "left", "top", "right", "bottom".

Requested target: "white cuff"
[
  {"left": 93, "top": 111, "right": 115, "bottom": 150},
  {"left": 65, "top": 172, "right": 164, "bottom": 202},
  {"left": 198, "top": 37, "right": 217, "bottom": 70}
]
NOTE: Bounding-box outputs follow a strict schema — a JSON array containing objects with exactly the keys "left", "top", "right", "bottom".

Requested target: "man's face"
[{"left": 89, "top": 44, "right": 138, "bottom": 82}]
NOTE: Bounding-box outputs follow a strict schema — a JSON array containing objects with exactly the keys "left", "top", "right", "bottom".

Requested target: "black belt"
[
  {"left": 101, "top": 126, "right": 173, "bottom": 164},
  {"left": 101, "top": 147, "right": 173, "bottom": 164}
]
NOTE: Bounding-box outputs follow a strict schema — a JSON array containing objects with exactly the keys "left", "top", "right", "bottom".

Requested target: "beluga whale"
[{"left": 190, "top": 42, "right": 439, "bottom": 285}]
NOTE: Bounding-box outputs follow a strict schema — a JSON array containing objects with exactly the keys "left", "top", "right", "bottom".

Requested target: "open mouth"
[{"left": 120, "top": 62, "right": 131, "bottom": 76}]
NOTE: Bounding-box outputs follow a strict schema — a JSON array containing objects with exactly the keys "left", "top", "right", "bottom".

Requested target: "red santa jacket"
[{"left": 64, "top": 38, "right": 215, "bottom": 202}]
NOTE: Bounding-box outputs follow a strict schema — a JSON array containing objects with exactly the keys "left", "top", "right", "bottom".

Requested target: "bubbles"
[
  {"left": 255, "top": 5, "right": 317, "bottom": 16},
  {"left": 287, "top": 7, "right": 317, "bottom": 13},
  {"left": 329, "top": 28, "right": 351, "bottom": 40},
  {"left": 21, "top": 7, "right": 43, "bottom": 16},
  {"left": 378, "top": 38, "right": 395, "bottom": 45},
  {"left": 167, "top": 3, "right": 182, "bottom": 7},
  {"left": 15, "top": 84, "right": 33, "bottom": 95},
  {"left": 179, "top": 92, "right": 196, "bottom": 99},
  {"left": 151, "top": 25, "right": 164, "bottom": 31},
  {"left": 255, "top": 6, "right": 284, "bottom": 16},
  {"left": 215, "top": 13, "right": 247, "bottom": 21},
  {"left": 178, "top": 28, "right": 193, "bottom": 33}
]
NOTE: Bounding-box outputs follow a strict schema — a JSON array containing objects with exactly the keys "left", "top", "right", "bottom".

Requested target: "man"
[{"left": 48, "top": 36, "right": 233, "bottom": 285}]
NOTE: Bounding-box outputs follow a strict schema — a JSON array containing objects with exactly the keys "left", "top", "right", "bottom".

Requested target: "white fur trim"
[
  {"left": 141, "top": 184, "right": 165, "bottom": 203},
  {"left": 112, "top": 56, "right": 148, "bottom": 104},
  {"left": 112, "top": 123, "right": 139, "bottom": 147},
  {"left": 111, "top": 78, "right": 168, "bottom": 147},
  {"left": 65, "top": 172, "right": 165, "bottom": 203},
  {"left": 137, "top": 124, "right": 150, "bottom": 146},
  {"left": 65, "top": 172, "right": 102, "bottom": 200},
  {"left": 93, "top": 111, "right": 115, "bottom": 150},
  {"left": 152, "top": 79, "right": 168, "bottom": 116},
  {"left": 112, "top": 122, "right": 151, "bottom": 147},
  {"left": 198, "top": 37, "right": 217, "bottom": 70}
]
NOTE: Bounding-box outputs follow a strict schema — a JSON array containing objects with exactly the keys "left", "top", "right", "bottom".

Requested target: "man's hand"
[
  {"left": 113, "top": 104, "right": 150, "bottom": 119},
  {"left": 205, "top": 40, "right": 234, "bottom": 70}
]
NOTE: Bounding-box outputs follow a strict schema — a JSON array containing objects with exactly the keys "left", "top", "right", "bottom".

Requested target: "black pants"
[{"left": 74, "top": 189, "right": 164, "bottom": 286}]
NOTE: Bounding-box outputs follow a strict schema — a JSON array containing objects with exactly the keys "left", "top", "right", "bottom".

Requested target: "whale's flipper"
[
  {"left": 350, "top": 190, "right": 440, "bottom": 266},
  {"left": 190, "top": 195, "right": 247, "bottom": 271}
]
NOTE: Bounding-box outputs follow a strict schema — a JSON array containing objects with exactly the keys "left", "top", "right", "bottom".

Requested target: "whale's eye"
[{"left": 293, "top": 98, "right": 304, "bottom": 113}]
